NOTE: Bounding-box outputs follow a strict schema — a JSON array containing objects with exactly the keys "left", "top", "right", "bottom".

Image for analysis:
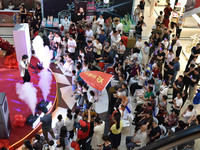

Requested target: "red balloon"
[
  {"left": 13, "top": 121, "right": 18, "bottom": 127},
  {"left": 19, "top": 123, "right": 25, "bottom": 128}
]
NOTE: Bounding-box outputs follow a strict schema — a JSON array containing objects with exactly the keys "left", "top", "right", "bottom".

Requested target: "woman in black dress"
[{"left": 20, "top": 4, "right": 27, "bottom": 23}]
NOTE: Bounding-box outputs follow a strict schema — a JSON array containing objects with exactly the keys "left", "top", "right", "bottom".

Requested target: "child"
[
  {"left": 72, "top": 81, "right": 83, "bottom": 106},
  {"left": 72, "top": 70, "right": 77, "bottom": 92},
  {"left": 65, "top": 109, "right": 74, "bottom": 140},
  {"left": 55, "top": 114, "right": 64, "bottom": 136},
  {"left": 76, "top": 65, "right": 82, "bottom": 82},
  {"left": 89, "top": 90, "right": 96, "bottom": 109},
  {"left": 77, "top": 55, "right": 82, "bottom": 64},
  {"left": 48, "top": 140, "right": 55, "bottom": 150},
  {"left": 82, "top": 61, "right": 89, "bottom": 72},
  {"left": 48, "top": 31, "right": 54, "bottom": 42},
  {"left": 63, "top": 54, "right": 74, "bottom": 73},
  {"left": 81, "top": 84, "right": 89, "bottom": 107},
  {"left": 79, "top": 49, "right": 85, "bottom": 61},
  {"left": 74, "top": 108, "right": 82, "bottom": 132}
]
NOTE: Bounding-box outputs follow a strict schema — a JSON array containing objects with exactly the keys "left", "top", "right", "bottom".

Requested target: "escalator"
[{"left": 138, "top": 125, "right": 200, "bottom": 150}]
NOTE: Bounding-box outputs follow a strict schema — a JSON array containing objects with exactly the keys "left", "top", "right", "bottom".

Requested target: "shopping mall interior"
[{"left": 0, "top": 0, "right": 200, "bottom": 149}]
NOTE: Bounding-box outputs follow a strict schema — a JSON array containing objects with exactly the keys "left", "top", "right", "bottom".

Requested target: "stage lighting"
[{"left": 104, "top": 0, "right": 109, "bottom": 4}]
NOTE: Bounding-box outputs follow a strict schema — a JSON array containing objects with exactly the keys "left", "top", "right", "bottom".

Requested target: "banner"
[
  {"left": 86, "top": 1, "right": 96, "bottom": 22},
  {"left": 80, "top": 71, "right": 113, "bottom": 91},
  {"left": 182, "top": 0, "right": 200, "bottom": 18}
]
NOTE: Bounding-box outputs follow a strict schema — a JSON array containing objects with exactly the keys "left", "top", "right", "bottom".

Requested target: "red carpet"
[{"left": 0, "top": 57, "right": 57, "bottom": 146}]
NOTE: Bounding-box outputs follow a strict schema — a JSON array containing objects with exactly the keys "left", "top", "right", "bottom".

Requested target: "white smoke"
[
  {"left": 16, "top": 82, "right": 37, "bottom": 115},
  {"left": 32, "top": 35, "right": 53, "bottom": 70},
  {"left": 32, "top": 35, "right": 53, "bottom": 101},
  {"left": 38, "top": 70, "right": 52, "bottom": 101}
]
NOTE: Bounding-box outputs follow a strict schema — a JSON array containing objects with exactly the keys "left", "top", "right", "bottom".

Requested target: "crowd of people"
[{"left": 2, "top": 1, "right": 199, "bottom": 150}]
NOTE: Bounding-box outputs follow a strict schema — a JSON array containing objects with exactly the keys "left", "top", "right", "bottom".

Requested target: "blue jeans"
[
  {"left": 126, "top": 136, "right": 140, "bottom": 150},
  {"left": 72, "top": 84, "right": 77, "bottom": 93}
]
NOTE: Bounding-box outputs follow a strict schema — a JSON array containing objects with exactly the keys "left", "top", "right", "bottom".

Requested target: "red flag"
[{"left": 80, "top": 71, "right": 113, "bottom": 91}]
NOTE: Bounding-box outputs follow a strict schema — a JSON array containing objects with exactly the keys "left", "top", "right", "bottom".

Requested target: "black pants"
[
  {"left": 176, "top": 28, "right": 182, "bottom": 38},
  {"left": 23, "top": 69, "right": 31, "bottom": 83},
  {"left": 68, "top": 130, "right": 74, "bottom": 140},
  {"left": 176, "top": 46, "right": 182, "bottom": 57},
  {"left": 130, "top": 83, "right": 142, "bottom": 96},
  {"left": 117, "top": 53, "right": 124, "bottom": 62},
  {"left": 173, "top": 88, "right": 179, "bottom": 99},
  {"left": 185, "top": 55, "right": 194, "bottom": 71}
]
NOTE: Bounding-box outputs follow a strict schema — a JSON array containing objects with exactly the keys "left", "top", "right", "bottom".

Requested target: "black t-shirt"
[
  {"left": 190, "top": 47, "right": 200, "bottom": 60},
  {"left": 162, "top": 33, "right": 169, "bottom": 41},
  {"left": 190, "top": 72, "right": 200, "bottom": 87},
  {"left": 183, "top": 68, "right": 193, "bottom": 83},
  {"left": 150, "top": 126, "right": 161, "bottom": 139},
  {"left": 154, "top": 37, "right": 161, "bottom": 47},
  {"left": 139, "top": 1, "right": 145, "bottom": 10},
  {"left": 174, "top": 80, "right": 183, "bottom": 91},
  {"left": 157, "top": 50, "right": 165, "bottom": 63}
]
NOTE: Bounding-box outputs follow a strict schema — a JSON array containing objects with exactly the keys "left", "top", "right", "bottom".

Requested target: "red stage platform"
[{"left": 0, "top": 57, "right": 57, "bottom": 149}]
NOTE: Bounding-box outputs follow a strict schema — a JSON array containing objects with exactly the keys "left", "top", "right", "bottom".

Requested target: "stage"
[{"left": 0, "top": 56, "right": 57, "bottom": 149}]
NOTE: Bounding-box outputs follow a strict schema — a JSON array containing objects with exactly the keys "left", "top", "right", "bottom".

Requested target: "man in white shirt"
[
  {"left": 115, "top": 19, "right": 123, "bottom": 34},
  {"left": 53, "top": 33, "right": 61, "bottom": 43},
  {"left": 97, "top": 14, "right": 104, "bottom": 27},
  {"left": 175, "top": 36, "right": 182, "bottom": 57},
  {"left": 19, "top": 54, "right": 31, "bottom": 83},
  {"left": 111, "top": 30, "right": 121, "bottom": 46},
  {"left": 171, "top": 92, "right": 183, "bottom": 111},
  {"left": 67, "top": 35, "right": 77, "bottom": 59},
  {"left": 181, "top": 105, "right": 197, "bottom": 124},
  {"left": 85, "top": 25, "right": 93, "bottom": 42},
  {"left": 126, "top": 124, "right": 147, "bottom": 149}
]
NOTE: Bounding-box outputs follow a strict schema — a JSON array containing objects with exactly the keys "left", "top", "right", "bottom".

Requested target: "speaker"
[{"left": 0, "top": 93, "right": 11, "bottom": 139}]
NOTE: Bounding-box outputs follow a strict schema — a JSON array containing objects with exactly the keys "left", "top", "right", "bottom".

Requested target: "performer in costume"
[{"left": 19, "top": 54, "right": 31, "bottom": 83}]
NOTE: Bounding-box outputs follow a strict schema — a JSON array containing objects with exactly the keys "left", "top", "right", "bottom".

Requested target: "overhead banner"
[
  {"left": 182, "top": 0, "right": 200, "bottom": 18},
  {"left": 80, "top": 71, "right": 113, "bottom": 91},
  {"left": 86, "top": 1, "right": 96, "bottom": 22}
]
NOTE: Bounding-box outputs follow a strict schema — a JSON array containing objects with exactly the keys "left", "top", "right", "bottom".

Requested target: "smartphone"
[{"left": 190, "top": 75, "right": 193, "bottom": 78}]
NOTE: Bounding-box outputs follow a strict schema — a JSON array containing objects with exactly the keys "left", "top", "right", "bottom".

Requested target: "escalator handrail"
[{"left": 139, "top": 125, "right": 200, "bottom": 150}]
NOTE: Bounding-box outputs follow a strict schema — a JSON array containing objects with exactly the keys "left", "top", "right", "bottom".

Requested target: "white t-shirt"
[
  {"left": 85, "top": 29, "right": 93, "bottom": 42},
  {"left": 48, "top": 34, "right": 54, "bottom": 41},
  {"left": 138, "top": 75, "right": 147, "bottom": 86},
  {"left": 97, "top": 18, "right": 104, "bottom": 26},
  {"left": 173, "top": 97, "right": 183, "bottom": 109},
  {"left": 159, "top": 85, "right": 169, "bottom": 100},
  {"left": 135, "top": 41, "right": 143, "bottom": 49},
  {"left": 116, "top": 23, "right": 123, "bottom": 33},
  {"left": 55, "top": 120, "right": 64, "bottom": 135},
  {"left": 94, "top": 42, "right": 102, "bottom": 55},
  {"left": 111, "top": 34, "right": 121, "bottom": 46},
  {"left": 65, "top": 117, "right": 74, "bottom": 131},
  {"left": 175, "top": 39, "right": 181, "bottom": 47},
  {"left": 67, "top": 39, "right": 77, "bottom": 53},
  {"left": 72, "top": 75, "right": 76, "bottom": 85},
  {"left": 183, "top": 109, "right": 197, "bottom": 124},
  {"left": 82, "top": 66, "right": 89, "bottom": 72},
  {"left": 53, "top": 36, "right": 61, "bottom": 43},
  {"left": 117, "top": 44, "right": 126, "bottom": 54},
  {"left": 62, "top": 19, "right": 71, "bottom": 30},
  {"left": 134, "top": 129, "right": 147, "bottom": 147}
]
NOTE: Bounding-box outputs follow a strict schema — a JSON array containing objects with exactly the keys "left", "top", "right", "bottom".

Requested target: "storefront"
[{"left": 0, "top": 0, "right": 36, "bottom": 26}]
